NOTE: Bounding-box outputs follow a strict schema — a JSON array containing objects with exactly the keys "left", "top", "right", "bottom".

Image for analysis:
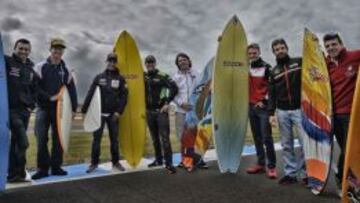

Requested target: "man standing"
[
  {"left": 268, "top": 38, "right": 307, "bottom": 185},
  {"left": 82, "top": 53, "right": 128, "bottom": 173},
  {"left": 323, "top": 33, "right": 360, "bottom": 193},
  {"left": 246, "top": 43, "right": 277, "bottom": 179},
  {"left": 172, "top": 53, "right": 199, "bottom": 168},
  {"left": 32, "top": 38, "right": 78, "bottom": 180},
  {"left": 144, "top": 55, "right": 178, "bottom": 174},
  {"left": 172, "top": 53, "right": 199, "bottom": 141},
  {"left": 5, "top": 38, "right": 38, "bottom": 182}
]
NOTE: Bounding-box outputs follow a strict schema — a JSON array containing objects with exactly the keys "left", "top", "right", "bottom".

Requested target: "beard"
[{"left": 276, "top": 53, "right": 290, "bottom": 65}]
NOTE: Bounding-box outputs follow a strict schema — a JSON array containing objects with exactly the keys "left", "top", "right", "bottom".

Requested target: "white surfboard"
[
  {"left": 84, "top": 86, "right": 102, "bottom": 132},
  {"left": 57, "top": 86, "right": 73, "bottom": 153}
]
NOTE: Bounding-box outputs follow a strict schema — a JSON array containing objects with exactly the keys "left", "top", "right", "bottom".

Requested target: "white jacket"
[{"left": 172, "top": 69, "right": 199, "bottom": 113}]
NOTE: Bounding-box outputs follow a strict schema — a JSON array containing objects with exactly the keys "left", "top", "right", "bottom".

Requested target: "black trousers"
[
  {"left": 249, "top": 105, "right": 276, "bottom": 168},
  {"left": 333, "top": 114, "right": 350, "bottom": 182},
  {"left": 8, "top": 109, "right": 30, "bottom": 178},
  {"left": 34, "top": 108, "right": 63, "bottom": 171},
  {"left": 146, "top": 110, "right": 173, "bottom": 166},
  {"left": 91, "top": 114, "right": 120, "bottom": 165}
]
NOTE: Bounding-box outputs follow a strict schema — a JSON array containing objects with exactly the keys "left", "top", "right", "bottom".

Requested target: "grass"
[{"left": 25, "top": 112, "right": 283, "bottom": 170}]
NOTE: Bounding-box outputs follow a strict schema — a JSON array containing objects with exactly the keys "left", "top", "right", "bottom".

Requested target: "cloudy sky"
[{"left": 1, "top": 0, "right": 359, "bottom": 100}]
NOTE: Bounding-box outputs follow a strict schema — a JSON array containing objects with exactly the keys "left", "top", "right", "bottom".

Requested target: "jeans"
[
  {"left": 333, "top": 114, "right": 350, "bottom": 183},
  {"left": 249, "top": 105, "right": 276, "bottom": 168},
  {"left": 91, "top": 114, "right": 120, "bottom": 165},
  {"left": 175, "top": 112, "right": 186, "bottom": 141},
  {"left": 8, "top": 109, "right": 30, "bottom": 178},
  {"left": 147, "top": 110, "right": 173, "bottom": 166},
  {"left": 34, "top": 108, "right": 63, "bottom": 171},
  {"left": 277, "top": 109, "right": 306, "bottom": 178}
]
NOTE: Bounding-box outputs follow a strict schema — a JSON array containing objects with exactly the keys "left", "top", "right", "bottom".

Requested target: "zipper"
[{"left": 283, "top": 65, "right": 293, "bottom": 105}]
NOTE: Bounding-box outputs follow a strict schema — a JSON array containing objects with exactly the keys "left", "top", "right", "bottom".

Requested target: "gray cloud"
[
  {"left": 1, "top": 16, "right": 23, "bottom": 31},
  {"left": 0, "top": 0, "right": 359, "bottom": 101}
]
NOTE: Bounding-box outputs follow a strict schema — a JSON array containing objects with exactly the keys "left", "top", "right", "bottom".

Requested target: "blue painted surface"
[
  {"left": 25, "top": 140, "right": 300, "bottom": 186},
  {"left": 29, "top": 164, "right": 111, "bottom": 185},
  {"left": 0, "top": 34, "right": 10, "bottom": 192}
]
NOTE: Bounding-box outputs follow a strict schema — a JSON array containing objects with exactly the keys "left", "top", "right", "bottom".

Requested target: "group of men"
[
  {"left": 6, "top": 38, "right": 78, "bottom": 182},
  {"left": 246, "top": 33, "right": 360, "bottom": 198},
  {"left": 4, "top": 32, "right": 360, "bottom": 198}
]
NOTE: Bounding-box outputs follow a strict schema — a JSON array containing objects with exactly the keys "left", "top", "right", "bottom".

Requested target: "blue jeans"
[
  {"left": 277, "top": 109, "right": 306, "bottom": 178},
  {"left": 34, "top": 108, "right": 63, "bottom": 171},
  {"left": 249, "top": 105, "right": 276, "bottom": 168}
]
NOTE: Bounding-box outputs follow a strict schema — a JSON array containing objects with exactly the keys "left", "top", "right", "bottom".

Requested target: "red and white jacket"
[{"left": 249, "top": 58, "right": 271, "bottom": 105}]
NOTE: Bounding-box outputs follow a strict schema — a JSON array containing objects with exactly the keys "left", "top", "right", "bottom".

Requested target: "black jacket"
[
  {"left": 82, "top": 69, "right": 128, "bottom": 115},
  {"left": 268, "top": 56, "right": 302, "bottom": 115},
  {"left": 144, "top": 69, "right": 178, "bottom": 111},
  {"left": 35, "top": 58, "right": 78, "bottom": 112},
  {"left": 5, "top": 54, "right": 38, "bottom": 111}
]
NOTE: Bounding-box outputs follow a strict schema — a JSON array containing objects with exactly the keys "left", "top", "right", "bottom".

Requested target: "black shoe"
[
  {"left": 165, "top": 165, "right": 176, "bottom": 174},
  {"left": 113, "top": 162, "right": 125, "bottom": 172},
  {"left": 302, "top": 177, "right": 309, "bottom": 187},
  {"left": 278, "top": 175, "right": 298, "bottom": 185},
  {"left": 199, "top": 160, "right": 209, "bottom": 169},
  {"left": 51, "top": 168, "right": 68, "bottom": 176},
  {"left": 86, "top": 164, "right": 98, "bottom": 173},
  {"left": 177, "top": 162, "right": 184, "bottom": 168},
  {"left": 148, "top": 160, "right": 163, "bottom": 168},
  {"left": 7, "top": 175, "right": 30, "bottom": 183},
  {"left": 31, "top": 170, "right": 49, "bottom": 180},
  {"left": 7, "top": 174, "right": 17, "bottom": 182}
]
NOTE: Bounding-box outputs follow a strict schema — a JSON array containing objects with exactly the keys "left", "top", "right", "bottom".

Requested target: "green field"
[{"left": 25, "top": 113, "right": 282, "bottom": 170}]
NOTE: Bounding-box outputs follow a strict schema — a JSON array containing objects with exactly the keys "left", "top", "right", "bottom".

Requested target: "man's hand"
[
  {"left": 50, "top": 94, "right": 59, "bottom": 101},
  {"left": 269, "top": 115, "right": 277, "bottom": 126},
  {"left": 160, "top": 104, "right": 169, "bottom": 113},
  {"left": 255, "top": 101, "right": 265, "bottom": 108},
  {"left": 180, "top": 103, "right": 192, "bottom": 112}
]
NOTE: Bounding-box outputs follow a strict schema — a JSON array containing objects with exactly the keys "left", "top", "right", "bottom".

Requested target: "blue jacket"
[{"left": 35, "top": 58, "right": 78, "bottom": 112}]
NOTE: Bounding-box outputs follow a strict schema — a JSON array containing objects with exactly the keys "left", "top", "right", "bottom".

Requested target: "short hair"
[
  {"left": 14, "top": 38, "right": 31, "bottom": 49},
  {"left": 271, "top": 38, "right": 288, "bottom": 51},
  {"left": 247, "top": 43, "right": 260, "bottom": 51},
  {"left": 106, "top": 52, "right": 117, "bottom": 62},
  {"left": 323, "top": 32, "right": 343, "bottom": 45},
  {"left": 145, "top": 55, "right": 156, "bottom": 63},
  {"left": 175, "top": 52, "right": 192, "bottom": 69}
]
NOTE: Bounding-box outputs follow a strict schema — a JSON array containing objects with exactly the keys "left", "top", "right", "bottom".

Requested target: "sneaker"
[
  {"left": 7, "top": 175, "right": 30, "bottom": 183},
  {"left": 51, "top": 168, "right": 68, "bottom": 176},
  {"left": 335, "top": 177, "right": 342, "bottom": 198},
  {"left": 177, "top": 162, "right": 185, "bottom": 168},
  {"left": 278, "top": 175, "right": 298, "bottom": 185},
  {"left": 31, "top": 170, "right": 49, "bottom": 180},
  {"left": 267, "top": 168, "right": 278, "bottom": 179},
  {"left": 113, "top": 162, "right": 125, "bottom": 172},
  {"left": 86, "top": 164, "right": 98, "bottom": 173},
  {"left": 165, "top": 165, "right": 176, "bottom": 174},
  {"left": 199, "top": 160, "right": 209, "bottom": 169},
  {"left": 246, "top": 165, "right": 265, "bottom": 174},
  {"left": 147, "top": 160, "right": 163, "bottom": 168},
  {"left": 302, "top": 177, "right": 309, "bottom": 187}
]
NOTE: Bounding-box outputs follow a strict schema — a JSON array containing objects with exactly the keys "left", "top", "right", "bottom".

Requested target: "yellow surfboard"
[
  {"left": 114, "top": 31, "right": 146, "bottom": 168},
  {"left": 342, "top": 66, "right": 360, "bottom": 203},
  {"left": 212, "top": 15, "right": 249, "bottom": 173}
]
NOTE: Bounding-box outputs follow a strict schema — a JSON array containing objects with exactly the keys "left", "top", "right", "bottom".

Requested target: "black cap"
[
  {"left": 106, "top": 53, "right": 117, "bottom": 62},
  {"left": 145, "top": 55, "right": 156, "bottom": 63}
]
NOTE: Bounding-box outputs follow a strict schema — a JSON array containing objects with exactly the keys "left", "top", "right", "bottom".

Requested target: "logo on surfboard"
[
  {"left": 223, "top": 61, "right": 244, "bottom": 67},
  {"left": 308, "top": 66, "right": 328, "bottom": 82}
]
